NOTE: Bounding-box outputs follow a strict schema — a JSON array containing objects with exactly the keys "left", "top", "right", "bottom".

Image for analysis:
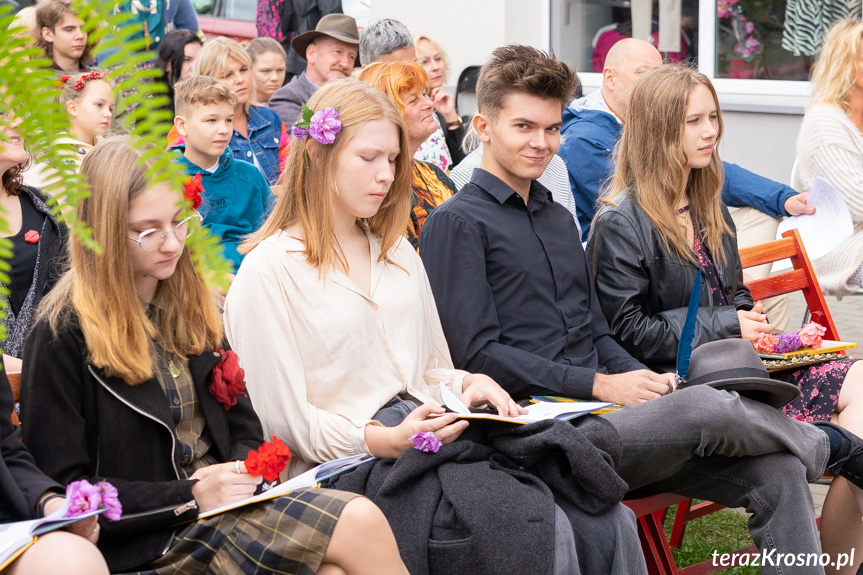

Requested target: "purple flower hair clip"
[
  {"left": 291, "top": 103, "right": 341, "bottom": 145},
  {"left": 410, "top": 431, "right": 442, "bottom": 453}
]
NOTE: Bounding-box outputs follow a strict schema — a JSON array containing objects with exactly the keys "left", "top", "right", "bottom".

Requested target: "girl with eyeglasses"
[{"left": 18, "top": 135, "right": 409, "bottom": 575}]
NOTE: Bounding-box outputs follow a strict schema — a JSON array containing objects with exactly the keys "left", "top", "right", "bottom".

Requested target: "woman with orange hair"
[{"left": 358, "top": 61, "right": 456, "bottom": 248}]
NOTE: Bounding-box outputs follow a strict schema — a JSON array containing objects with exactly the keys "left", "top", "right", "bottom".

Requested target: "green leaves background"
[{"left": 0, "top": 0, "right": 232, "bottom": 343}]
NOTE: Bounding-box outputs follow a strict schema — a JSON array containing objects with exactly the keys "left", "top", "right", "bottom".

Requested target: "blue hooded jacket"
[
  {"left": 174, "top": 146, "right": 274, "bottom": 272},
  {"left": 558, "top": 106, "right": 797, "bottom": 242}
]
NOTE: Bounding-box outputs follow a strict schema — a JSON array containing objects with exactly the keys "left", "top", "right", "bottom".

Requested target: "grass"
[{"left": 663, "top": 502, "right": 760, "bottom": 575}]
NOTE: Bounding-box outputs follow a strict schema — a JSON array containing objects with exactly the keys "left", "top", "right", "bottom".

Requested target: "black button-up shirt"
[{"left": 419, "top": 169, "right": 645, "bottom": 400}]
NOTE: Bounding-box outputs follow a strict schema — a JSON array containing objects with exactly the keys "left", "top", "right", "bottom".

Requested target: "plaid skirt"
[{"left": 123, "top": 488, "right": 358, "bottom": 575}]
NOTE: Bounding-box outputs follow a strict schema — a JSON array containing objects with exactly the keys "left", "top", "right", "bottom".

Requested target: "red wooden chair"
[{"left": 624, "top": 228, "right": 836, "bottom": 574}]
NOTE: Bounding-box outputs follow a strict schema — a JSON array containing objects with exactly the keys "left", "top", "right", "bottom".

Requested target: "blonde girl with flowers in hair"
[
  {"left": 56, "top": 71, "right": 114, "bottom": 167},
  {"left": 24, "top": 71, "right": 114, "bottom": 190},
  {"left": 19, "top": 135, "right": 408, "bottom": 575}
]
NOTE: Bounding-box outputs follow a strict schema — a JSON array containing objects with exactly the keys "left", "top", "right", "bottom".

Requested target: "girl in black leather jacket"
[{"left": 588, "top": 65, "right": 863, "bottom": 571}]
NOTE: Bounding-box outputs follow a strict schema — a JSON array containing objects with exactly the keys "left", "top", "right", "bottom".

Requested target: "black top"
[
  {"left": 419, "top": 168, "right": 645, "bottom": 401},
  {"left": 8, "top": 193, "right": 44, "bottom": 315}
]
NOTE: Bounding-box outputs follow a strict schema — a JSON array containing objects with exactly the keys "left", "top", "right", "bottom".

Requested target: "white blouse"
[{"left": 224, "top": 228, "right": 466, "bottom": 476}]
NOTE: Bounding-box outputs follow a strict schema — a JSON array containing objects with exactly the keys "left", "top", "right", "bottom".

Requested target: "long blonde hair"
[
  {"left": 607, "top": 65, "right": 730, "bottom": 265},
  {"left": 809, "top": 19, "right": 863, "bottom": 114},
  {"left": 241, "top": 78, "right": 412, "bottom": 273},
  {"left": 38, "top": 136, "right": 223, "bottom": 385}
]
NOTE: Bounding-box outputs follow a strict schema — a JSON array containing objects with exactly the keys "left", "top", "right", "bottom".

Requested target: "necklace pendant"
[{"left": 168, "top": 361, "right": 180, "bottom": 379}]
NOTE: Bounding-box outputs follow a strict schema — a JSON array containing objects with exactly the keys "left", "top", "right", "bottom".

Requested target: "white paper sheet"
[{"left": 773, "top": 177, "right": 853, "bottom": 272}]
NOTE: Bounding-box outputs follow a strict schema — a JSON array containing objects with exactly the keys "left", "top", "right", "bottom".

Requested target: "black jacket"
[
  {"left": 1, "top": 368, "right": 60, "bottom": 523},
  {"left": 20, "top": 313, "right": 264, "bottom": 572},
  {"left": 587, "top": 192, "right": 753, "bottom": 373},
  {"left": 3, "top": 185, "right": 68, "bottom": 358},
  {"left": 439, "top": 113, "right": 467, "bottom": 167},
  {"left": 331, "top": 417, "right": 627, "bottom": 575}
]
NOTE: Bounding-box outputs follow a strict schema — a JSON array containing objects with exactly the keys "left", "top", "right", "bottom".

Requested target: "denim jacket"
[{"left": 230, "top": 104, "right": 284, "bottom": 185}]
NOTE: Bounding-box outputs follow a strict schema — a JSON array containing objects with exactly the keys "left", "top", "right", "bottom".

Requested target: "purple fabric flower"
[
  {"left": 98, "top": 481, "right": 123, "bottom": 521},
  {"left": 773, "top": 331, "right": 802, "bottom": 353},
  {"left": 308, "top": 107, "right": 341, "bottom": 145},
  {"left": 291, "top": 123, "right": 309, "bottom": 140},
  {"left": 64, "top": 479, "right": 122, "bottom": 520},
  {"left": 65, "top": 479, "right": 102, "bottom": 517},
  {"left": 410, "top": 431, "right": 442, "bottom": 453}
]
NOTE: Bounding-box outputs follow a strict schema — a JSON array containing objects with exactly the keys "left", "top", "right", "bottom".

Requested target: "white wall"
[
  {"left": 719, "top": 111, "right": 802, "bottom": 186},
  {"left": 370, "top": 0, "right": 548, "bottom": 86}
]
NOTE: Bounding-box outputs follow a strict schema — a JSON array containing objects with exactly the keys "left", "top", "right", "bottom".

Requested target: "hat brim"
[
  {"left": 291, "top": 30, "right": 359, "bottom": 60},
  {"left": 699, "top": 377, "right": 801, "bottom": 409}
]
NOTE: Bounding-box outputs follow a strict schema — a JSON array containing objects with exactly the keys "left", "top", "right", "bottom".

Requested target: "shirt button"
[
  {"left": 173, "top": 397, "right": 180, "bottom": 405},
  {"left": 247, "top": 151, "right": 252, "bottom": 157},
  {"left": 182, "top": 454, "right": 190, "bottom": 464},
  {"left": 213, "top": 351, "right": 220, "bottom": 357},
  {"left": 724, "top": 285, "right": 733, "bottom": 295}
]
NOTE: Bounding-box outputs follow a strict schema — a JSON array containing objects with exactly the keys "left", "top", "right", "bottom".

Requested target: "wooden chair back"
[
  {"left": 738, "top": 228, "right": 839, "bottom": 339},
  {"left": 8, "top": 371, "right": 21, "bottom": 426}
]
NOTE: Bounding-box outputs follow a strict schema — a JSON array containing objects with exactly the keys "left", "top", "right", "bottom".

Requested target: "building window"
[
  {"left": 551, "top": 0, "right": 699, "bottom": 75},
  {"left": 717, "top": 0, "right": 809, "bottom": 80},
  {"left": 551, "top": 0, "right": 860, "bottom": 84}
]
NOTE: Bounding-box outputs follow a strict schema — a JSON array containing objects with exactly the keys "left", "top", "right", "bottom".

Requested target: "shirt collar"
[
  {"left": 273, "top": 226, "right": 381, "bottom": 259},
  {"left": 470, "top": 168, "right": 554, "bottom": 207},
  {"left": 244, "top": 105, "right": 272, "bottom": 132},
  {"left": 300, "top": 71, "right": 320, "bottom": 90},
  {"left": 591, "top": 89, "right": 622, "bottom": 124}
]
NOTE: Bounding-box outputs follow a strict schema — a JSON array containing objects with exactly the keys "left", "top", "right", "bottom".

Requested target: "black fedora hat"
[
  {"left": 679, "top": 339, "right": 801, "bottom": 408},
  {"left": 291, "top": 14, "right": 360, "bottom": 59}
]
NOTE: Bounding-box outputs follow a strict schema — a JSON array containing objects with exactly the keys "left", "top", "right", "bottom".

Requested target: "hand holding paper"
[{"left": 775, "top": 178, "right": 853, "bottom": 271}]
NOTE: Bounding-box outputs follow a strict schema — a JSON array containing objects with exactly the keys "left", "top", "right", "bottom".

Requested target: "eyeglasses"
[{"left": 127, "top": 213, "right": 202, "bottom": 252}]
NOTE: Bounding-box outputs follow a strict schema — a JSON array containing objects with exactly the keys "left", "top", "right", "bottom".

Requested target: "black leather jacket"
[{"left": 586, "top": 192, "right": 753, "bottom": 373}]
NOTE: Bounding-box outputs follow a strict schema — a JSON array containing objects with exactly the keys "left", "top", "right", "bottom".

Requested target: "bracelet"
[
  {"left": 446, "top": 117, "right": 463, "bottom": 129},
  {"left": 37, "top": 493, "right": 65, "bottom": 518}
]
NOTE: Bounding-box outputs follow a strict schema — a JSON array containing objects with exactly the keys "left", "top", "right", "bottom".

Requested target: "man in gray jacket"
[{"left": 268, "top": 13, "right": 358, "bottom": 125}]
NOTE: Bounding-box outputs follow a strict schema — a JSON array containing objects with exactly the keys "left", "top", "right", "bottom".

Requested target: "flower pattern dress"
[
  {"left": 414, "top": 114, "right": 452, "bottom": 173},
  {"left": 692, "top": 228, "right": 856, "bottom": 422}
]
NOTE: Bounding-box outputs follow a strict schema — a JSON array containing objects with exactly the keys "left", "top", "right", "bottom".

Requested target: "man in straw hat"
[{"left": 269, "top": 13, "right": 359, "bottom": 125}]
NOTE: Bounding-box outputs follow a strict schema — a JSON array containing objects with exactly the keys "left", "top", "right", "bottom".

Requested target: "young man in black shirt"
[{"left": 420, "top": 45, "right": 863, "bottom": 575}]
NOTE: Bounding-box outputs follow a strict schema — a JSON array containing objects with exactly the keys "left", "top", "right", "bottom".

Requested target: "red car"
[{"left": 195, "top": 0, "right": 257, "bottom": 43}]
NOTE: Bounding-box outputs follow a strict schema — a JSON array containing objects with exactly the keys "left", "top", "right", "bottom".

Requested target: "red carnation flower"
[
  {"left": 183, "top": 172, "right": 204, "bottom": 210},
  {"left": 209, "top": 348, "right": 247, "bottom": 410},
  {"left": 245, "top": 436, "right": 291, "bottom": 482}
]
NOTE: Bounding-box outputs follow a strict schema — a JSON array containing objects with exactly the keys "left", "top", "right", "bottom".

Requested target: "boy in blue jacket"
[{"left": 171, "top": 76, "right": 274, "bottom": 273}]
